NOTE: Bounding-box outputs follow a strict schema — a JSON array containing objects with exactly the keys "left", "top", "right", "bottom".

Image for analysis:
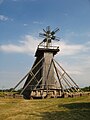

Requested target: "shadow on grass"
[
  {"left": 41, "top": 102, "right": 90, "bottom": 120},
  {"left": 61, "top": 102, "right": 90, "bottom": 110}
]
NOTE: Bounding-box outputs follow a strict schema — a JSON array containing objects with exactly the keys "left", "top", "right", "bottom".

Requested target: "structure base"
[{"left": 30, "top": 89, "right": 62, "bottom": 99}]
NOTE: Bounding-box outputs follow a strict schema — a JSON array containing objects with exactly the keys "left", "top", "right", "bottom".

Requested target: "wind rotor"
[{"left": 39, "top": 26, "right": 60, "bottom": 47}]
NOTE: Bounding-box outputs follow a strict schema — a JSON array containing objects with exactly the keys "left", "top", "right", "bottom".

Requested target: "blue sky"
[{"left": 0, "top": 0, "right": 90, "bottom": 89}]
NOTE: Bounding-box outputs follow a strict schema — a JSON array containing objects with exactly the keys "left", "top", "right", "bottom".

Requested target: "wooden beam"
[
  {"left": 12, "top": 57, "right": 44, "bottom": 91},
  {"left": 52, "top": 59, "right": 64, "bottom": 93},
  {"left": 20, "top": 65, "right": 43, "bottom": 94},
  {"left": 54, "top": 59, "right": 80, "bottom": 89},
  {"left": 33, "top": 77, "right": 43, "bottom": 90}
]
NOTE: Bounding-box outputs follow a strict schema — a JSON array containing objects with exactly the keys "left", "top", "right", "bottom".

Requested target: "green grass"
[{"left": 0, "top": 95, "right": 90, "bottom": 120}]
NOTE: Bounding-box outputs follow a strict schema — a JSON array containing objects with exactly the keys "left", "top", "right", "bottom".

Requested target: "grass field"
[{"left": 0, "top": 95, "right": 90, "bottom": 120}]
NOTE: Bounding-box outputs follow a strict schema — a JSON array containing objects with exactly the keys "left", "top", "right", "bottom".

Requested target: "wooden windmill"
[{"left": 13, "top": 26, "right": 82, "bottom": 99}]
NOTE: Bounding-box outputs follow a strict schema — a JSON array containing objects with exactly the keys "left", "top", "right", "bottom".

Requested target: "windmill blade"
[
  {"left": 51, "top": 28, "right": 60, "bottom": 35},
  {"left": 43, "top": 29, "right": 47, "bottom": 33},
  {"left": 55, "top": 38, "right": 60, "bottom": 41},
  {"left": 46, "top": 26, "right": 50, "bottom": 33},
  {"left": 51, "top": 36, "right": 60, "bottom": 41},
  {"left": 55, "top": 39, "right": 60, "bottom": 41},
  {"left": 51, "top": 36, "right": 56, "bottom": 40},
  {"left": 52, "top": 36, "right": 60, "bottom": 41},
  {"left": 39, "top": 33, "right": 46, "bottom": 38},
  {"left": 53, "top": 27, "right": 60, "bottom": 33},
  {"left": 54, "top": 36, "right": 60, "bottom": 41},
  {"left": 51, "top": 31, "right": 55, "bottom": 35}
]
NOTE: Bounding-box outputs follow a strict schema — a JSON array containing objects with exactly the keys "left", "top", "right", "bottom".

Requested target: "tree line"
[{"left": 0, "top": 86, "right": 90, "bottom": 92}]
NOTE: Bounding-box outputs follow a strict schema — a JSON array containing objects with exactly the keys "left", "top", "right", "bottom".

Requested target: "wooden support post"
[
  {"left": 12, "top": 57, "right": 44, "bottom": 91},
  {"left": 20, "top": 65, "right": 43, "bottom": 94},
  {"left": 56, "top": 67, "right": 75, "bottom": 93},
  {"left": 33, "top": 77, "right": 43, "bottom": 90},
  {"left": 54, "top": 59, "right": 80, "bottom": 89},
  {"left": 52, "top": 59, "right": 64, "bottom": 93}
]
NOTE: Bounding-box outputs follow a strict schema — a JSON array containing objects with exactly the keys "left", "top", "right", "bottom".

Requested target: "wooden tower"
[{"left": 13, "top": 26, "right": 82, "bottom": 99}]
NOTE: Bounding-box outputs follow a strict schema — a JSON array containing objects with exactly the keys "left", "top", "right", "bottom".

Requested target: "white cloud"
[
  {"left": 0, "top": 15, "right": 9, "bottom": 21},
  {"left": 57, "top": 41, "right": 84, "bottom": 56},
  {"left": 0, "top": 15, "right": 14, "bottom": 22},
  {"left": 0, "top": 35, "right": 89, "bottom": 56},
  {"left": 0, "top": 35, "right": 40, "bottom": 54}
]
